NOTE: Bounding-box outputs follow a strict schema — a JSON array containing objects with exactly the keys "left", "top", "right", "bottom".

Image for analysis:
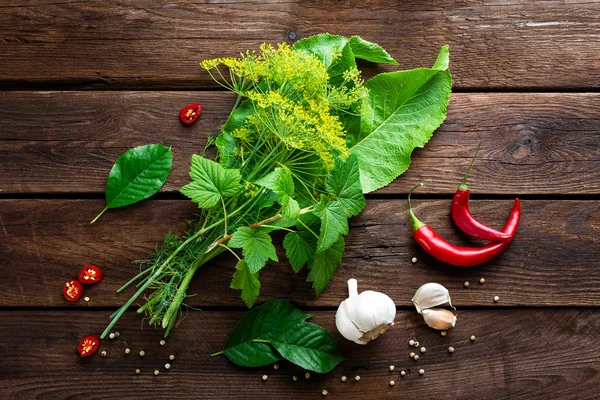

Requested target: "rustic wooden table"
[{"left": 1, "top": 1, "right": 599, "bottom": 399}]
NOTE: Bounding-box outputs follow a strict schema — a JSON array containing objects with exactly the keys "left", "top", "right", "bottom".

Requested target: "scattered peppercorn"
[
  {"left": 84, "top": 296, "right": 90, "bottom": 302},
  {"left": 421, "top": 347, "right": 426, "bottom": 353},
  {"left": 154, "top": 370, "right": 160, "bottom": 376},
  {"left": 411, "top": 257, "right": 417, "bottom": 264},
  {"left": 414, "top": 341, "right": 420, "bottom": 347},
  {"left": 414, "top": 355, "right": 420, "bottom": 361},
  {"left": 409, "top": 339, "right": 415, "bottom": 346},
  {"left": 169, "top": 354, "right": 175, "bottom": 361},
  {"left": 480, "top": 278, "right": 486, "bottom": 284},
  {"left": 160, "top": 340, "right": 166, "bottom": 346},
  {"left": 293, "top": 375, "right": 298, "bottom": 381},
  {"left": 165, "top": 363, "right": 171, "bottom": 370},
  {"left": 114, "top": 332, "right": 120, "bottom": 338},
  {"left": 135, "top": 369, "right": 140, "bottom": 375},
  {"left": 419, "top": 369, "right": 425, "bottom": 375},
  {"left": 355, "top": 375, "right": 361, "bottom": 381},
  {"left": 400, "top": 370, "right": 406, "bottom": 376},
  {"left": 464, "top": 281, "right": 470, "bottom": 288},
  {"left": 109, "top": 333, "right": 115, "bottom": 339},
  {"left": 441, "top": 331, "right": 447, "bottom": 337},
  {"left": 389, "top": 365, "right": 395, "bottom": 372},
  {"left": 448, "top": 346, "right": 455, "bottom": 353},
  {"left": 125, "top": 348, "right": 130, "bottom": 355},
  {"left": 470, "top": 335, "right": 476, "bottom": 342},
  {"left": 305, "top": 372, "right": 311, "bottom": 379},
  {"left": 410, "top": 352, "right": 415, "bottom": 358},
  {"left": 494, "top": 296, "right": 500, "bottom": 302},
  {"left": 139, "top": 350, "right": 145, "bottom": 357},
  {"left": 322, "top": 390, "right": 328, "bottom": 396},
  {"left": 341, "top": 376, "right": 347, "bottom": 382},
  {"left": 101, "top": 350, "right": 107, "bottom": 357},
  {"left": 273, "top": 363, "right": 279, "bottom": 370},
  {"left": 389, "top": 380, "right": 395, "bottom": 386},
  {"left": 262, "top": 375, "right": 268, "bottom": 381}
]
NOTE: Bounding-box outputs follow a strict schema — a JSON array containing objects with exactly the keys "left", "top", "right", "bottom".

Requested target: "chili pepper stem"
[
  {"left": 90, "top": 207, "right": 108, "bottom": 224},
  {"left": 459, "top": 143, "right": 481, "bottom": 190},
  {"left": 408, "top": 183, "right": 426, "bottom": 231}
]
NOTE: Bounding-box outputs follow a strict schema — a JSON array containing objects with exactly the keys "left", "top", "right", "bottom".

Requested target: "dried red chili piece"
[
  {"left": 78, "top": 265, "right": 103, "bottom": 284},
  {"left": 63, "top": 279, "right": 84, "bottom": 302},
  {"left": 77, "top": 335, "right": 100, "bottom": 357},
  {"left": 179, "top": 103, "right": 202, "bottom": 125}
]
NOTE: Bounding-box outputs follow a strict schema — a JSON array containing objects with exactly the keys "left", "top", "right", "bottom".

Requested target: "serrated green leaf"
[
  {"left": 283, "top": 214, "right": 320, "bottom": 273},
  {"left": 103, "top": 144, "right": 172, "bottom": 210},
  {"left": 313, "top": 197, "right": 348, "bottom": 253},
  {"left": 292, "top": 33, "right": 356, "bottom": 86},
  {"left": 255, "top": 167, "right": 299, "bottom": 219},
  {"left": 348, "top": 36, "right": 398, "bottom": 65},
  {"left": 222, "top": 99, "right": 254, "bottom": 134},
  {"left": 229, "top": 227, "right": 278, "bottom": 273},
  {"left": 326, "top": 155, "right": 365, "bottom": 217},
  {"left": 348, "top": 45, "right": 452, "bottom": 193},
  {"left": 180, "top": 155, "right": 242, "bottom": 208},
  {"left": 230, "top": 260, "right": 261, "bottom": 308},
  {"left": 307, "top": 236, "right": 345, "bottom": 295},
  {"left": 222, "top": 300, "right": 312, "bottom": 367},
  {"left": 271, "top": 321, "right": 344, "bottom": 373}
]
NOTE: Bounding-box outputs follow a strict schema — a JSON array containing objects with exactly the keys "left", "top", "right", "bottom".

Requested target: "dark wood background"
[{"left": 1, "top": 1, "right": 599, "bottom": 399}]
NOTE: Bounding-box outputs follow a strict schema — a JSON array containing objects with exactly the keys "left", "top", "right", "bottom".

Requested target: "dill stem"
[{"left": 116, "top": 266, "right": 152, "bottom": 293}]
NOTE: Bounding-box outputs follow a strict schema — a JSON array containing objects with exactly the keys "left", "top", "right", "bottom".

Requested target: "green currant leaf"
[
  {"left": 283, "top": 214, "right": 320, "bottom": 273},
  {"left": 307, "top": 236, "right": 345, "bottom": 295},
  {"left": 180, "top": 155, "right": 242, "bottom": 208},
  {"left": 229, "top": 227, "right": 278, "bottom": 273},
  {"left": 222, "top": 300, "right": 312, "bottom": 367},
  {"left": 255, "top": 166, "right": 300, "bottom": 220},
  {"left": 216, "top": 131, "right": 240, "bottom": 168},
  {"left": 271, "top": 321, "right": 344, "bottom": 373},
  {"left": 230, "top": 260, "right": 261, "bottom": 308},
  {"left": 313, "top": 197, "right": 348, "bottom": 253},
  {"left": 348, "top": 36, "right": 398, "bottom": 65},
  {"left": 93, "top": 144, "right": 172, "bottom": 223},
  {"left": 326, "top": 154, "right": 366, "bottom": 217}
]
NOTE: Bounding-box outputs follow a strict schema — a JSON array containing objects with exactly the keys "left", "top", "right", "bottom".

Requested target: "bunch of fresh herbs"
[{"left": 101, "top": 34, "right": 451, "bottom": 339}]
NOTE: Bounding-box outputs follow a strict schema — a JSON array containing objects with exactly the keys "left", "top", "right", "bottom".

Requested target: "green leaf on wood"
[
  {"left": 307, "top": 236, "right": 345, "bottom": 295},
  {"left": 326, "top": 154, "right": 365, "bottom": 217},
  {"left": 180, "top": 155, "right": 242, "bottom": 208},
  {"left": 91, "top": 144, "right": 172, "bottom": 224},
  {"left": 220, "top": 300, "right": 312, "bottom": 367},
  {"left": 271, "top": 321, "right": 344, "bottom": 373},
  {"left": 348, "top": 45, "right": 452, "bottom": 193},
  {"left": 230, "top": 260, "right": 261, "bottom": 308},
  {"left": 229, "top": 227, "right": 278, "bottom": 273}
]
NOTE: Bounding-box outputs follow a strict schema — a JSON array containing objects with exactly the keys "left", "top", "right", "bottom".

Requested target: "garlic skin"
[
  {"left": 335, "top": 279, "right": 396, "bottom": 345},
  {"left": 412, "top": 283, "right": 453, "bottom": 314},
  {"left": 422, "top": 308, "right": 457, "bottom": 330}
]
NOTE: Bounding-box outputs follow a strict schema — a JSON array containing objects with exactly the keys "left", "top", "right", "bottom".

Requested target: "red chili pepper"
[
  {"left": 78, "top": 265, "right": 103, "bottom": 284},
  {"left": 451, "top": 144, "right": 512, "bottom": 242},
  {"left": 179, "top": 103, "right": 201, "bottom": 125},
  {"left": 77, "top": 335, "right": 100, "bottom": 357},
  {"left": 409, "top": 184, "right": 520, "bottom": 267},
  {"left": 63, "top": 279, "right": 84, "bottom": 302}
]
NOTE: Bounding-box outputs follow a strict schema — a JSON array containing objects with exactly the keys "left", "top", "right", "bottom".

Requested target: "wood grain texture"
[
  {"left": 1, "top": 309, "right": 599, "bottom": 400},
  {"left": 1, "top": 199, "right": 599, "bottom": 308},
  {"left": 0, "top": 91, "right": 598, "bottom": 195},
  {"left": 0, "top": 1, "right": 599, "bottom": 89}
]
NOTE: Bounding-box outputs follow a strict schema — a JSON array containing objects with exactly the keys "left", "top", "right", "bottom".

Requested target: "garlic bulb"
[
  {"left": 335, "top": 279, "right": 396, "bottom": 345},
  {"left": 412, "top": 283, "right": 452, "bottom": 314},
  {"left": 422, "top": 308, "right": 457, "bottom": 330}
]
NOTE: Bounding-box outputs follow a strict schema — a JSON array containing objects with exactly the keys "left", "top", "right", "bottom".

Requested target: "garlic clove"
[
  {"left": 422, "top": 308, "right": 457, "bottom": 330},
  {"left": 336, "top": 279, "right": 396, "bottom": 345},
  {"left": 412, "top": 283, "right": 453, "bottom": 314}
]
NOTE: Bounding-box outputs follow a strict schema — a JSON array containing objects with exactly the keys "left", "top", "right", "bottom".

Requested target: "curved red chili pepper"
[
  {"left": 78, "top": 265, "right": 103, "bottom": 284},
  {"left": 179, "top": 103, "right": 202, "bottom": 125},
  {"left": 452, "top": 144, "right": 512, "bottom": 242},
  {"left": 63, "top": 279, "right": 84, "bottom": 302},
  {"left": 409, "top": 184, "right": 520, "bottom": 267},
  {"left": 77, "top": 335, "right": 100, "bottom": 357}
]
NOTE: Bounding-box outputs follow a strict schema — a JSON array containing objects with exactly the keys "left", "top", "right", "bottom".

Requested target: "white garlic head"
[
  {"left": 412, "top": 283, "right": 453, "bottom": 314},
  {"left": 335, "top": 279, "right": 396, "bottom": 345},
  {"left": 422, "top": 308, "right": 457, "bottom": 330}
]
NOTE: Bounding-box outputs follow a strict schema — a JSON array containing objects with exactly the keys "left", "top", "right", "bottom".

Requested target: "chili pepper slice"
[
  {"left": 63, "top": 279, "right": 84, "bottom": 302},
  {"left": 451, "top": 144, "right": 512, "bottom": 242},
  {"left": 78, "top": 265, "right": 103, "bottom": 284},
  {"left": 179, "top": 103, "right": 202, "bottom": 125},
  {"left": 77, "top": 335, "right": 100, "bottom": 357},
  {"left": 409, "top": 184, "right": 520, "bottom": 267}
]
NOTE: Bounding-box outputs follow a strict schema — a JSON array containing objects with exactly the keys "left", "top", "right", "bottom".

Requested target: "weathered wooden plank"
[
  {"left": 1, "top": 199, "right": 599, "bottom": 307},
  {"left": 0, "top": 92, "right": 598, "bottom": 195},
  {"left": 0, "top": 1, "right": 598, "bottom": 89},
  {"left": 0, "top": 309, "right": 599, "bottom": 400}
]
